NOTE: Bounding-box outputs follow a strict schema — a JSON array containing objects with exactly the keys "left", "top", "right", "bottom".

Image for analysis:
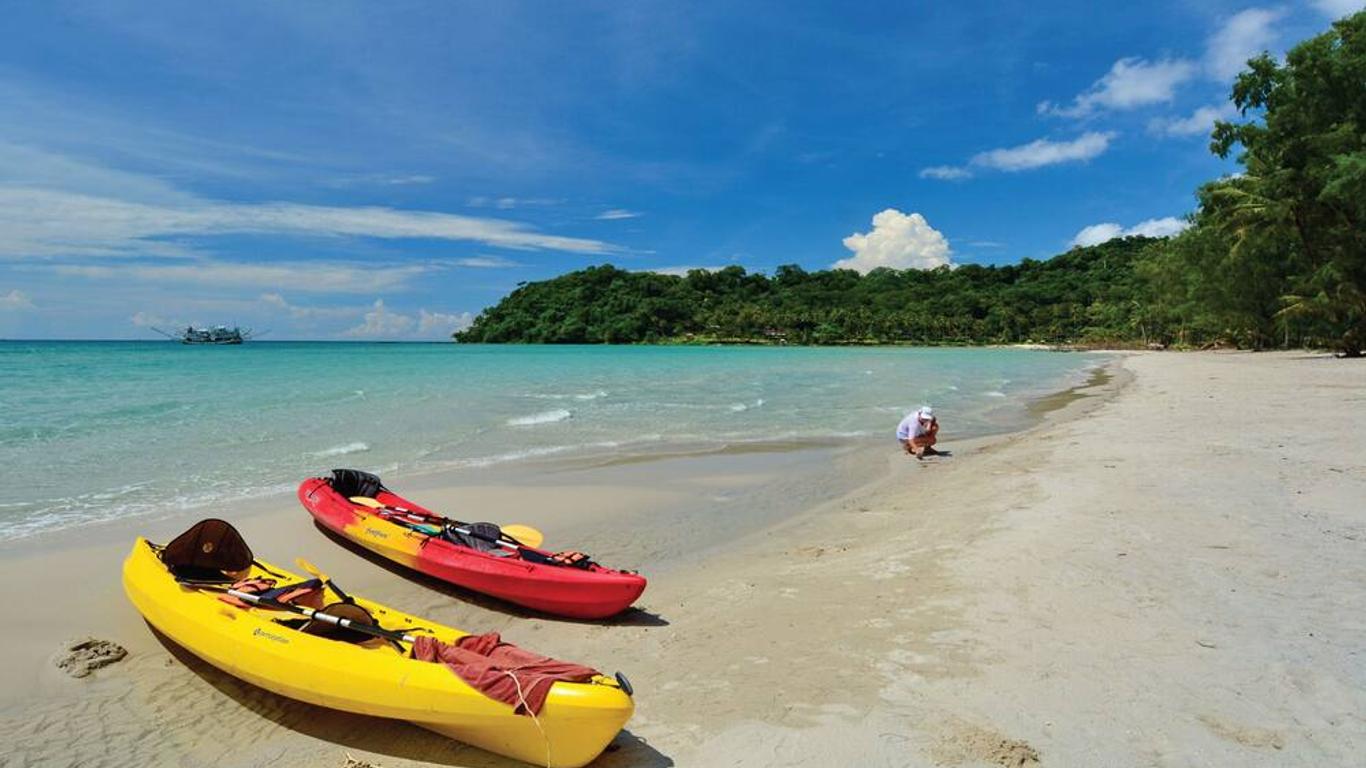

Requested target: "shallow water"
[{"left": 0, "top": 341, "right": 1102, "bottom": 541}]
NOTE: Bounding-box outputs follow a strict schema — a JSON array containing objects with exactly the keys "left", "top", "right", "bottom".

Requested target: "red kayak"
[{"left": 298, "top": 471, "right": 647, "bottom": 620}]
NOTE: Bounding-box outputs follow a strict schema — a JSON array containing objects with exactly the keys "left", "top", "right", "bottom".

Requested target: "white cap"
[{"left": 918, "top": 406, "right": 933, "bottom": 419}]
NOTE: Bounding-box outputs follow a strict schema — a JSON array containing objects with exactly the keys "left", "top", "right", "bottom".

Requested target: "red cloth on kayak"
[{"left": 411, "top": 632, "right": 599, "bottom": 716}]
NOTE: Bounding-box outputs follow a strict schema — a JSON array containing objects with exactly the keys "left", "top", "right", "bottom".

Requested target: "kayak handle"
[{"left": 614, "top": 671, "right": 634, "bottom": 697}]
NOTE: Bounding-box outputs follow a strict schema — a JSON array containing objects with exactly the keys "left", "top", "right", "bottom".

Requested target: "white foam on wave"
[
  {"left": 311, "top": 441, "right": 371, "bottom": 458},
  {"left": 984, "top": 391, "right": 1007, "bottom": 398},
  {"left": 507, "top": 409, "right": 572, "bottom": 426},
  {"left": 453, "top": 434, "right": 665, "bottom": 469},
  {"left": 530, "top": 390, "right": 608, "bottom": 401},
  {"left": 729, "top": 398, "right": 766, "bottom": 412}
]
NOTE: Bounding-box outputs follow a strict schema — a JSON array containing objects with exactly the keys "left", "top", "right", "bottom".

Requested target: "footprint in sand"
[
  {"left": 1198, "top": 714, "right": 1285, "bottom": 750},
  {"left": 931, "top": 720, "right": 1041, "bottom": 767}
]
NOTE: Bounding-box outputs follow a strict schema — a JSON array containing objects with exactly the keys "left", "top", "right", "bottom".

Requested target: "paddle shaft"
[
  {"left": 221, "top": 587, "right": 415, "bottom": 644},
  {"left": 379, "top": 506, "right": 526, "bottom": 551}
]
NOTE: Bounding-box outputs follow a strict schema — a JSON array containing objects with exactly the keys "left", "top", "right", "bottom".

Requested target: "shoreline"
[
  {"left": 0, "top": 348, "right": 1110, "bottom": 558},
  {"left": 0, "top": 353, "right": 1123, "bottom": 765},
  {"left": 14, "top": 351, "right": 1361, "bottom": 766}
]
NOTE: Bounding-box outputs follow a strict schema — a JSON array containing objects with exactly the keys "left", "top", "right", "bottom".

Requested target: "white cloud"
[
  {"left": 467, "top": 196, "right": 562, "bottom": 210},
  {"left": 1313, "top": 0, "right": 1365, "bottom": 17},
  {"left": 1040, "top": 58, "right": 1197, "bottom": 117},
  {"left": 595, "top": 208, "right": 642, "bottom": 220},
  {"left": 971, "top": 132, "right": 1116, "bottom": 172},
  {"left": 1206, "top": 8, "right": 1285, "bottom": 80},
  {"left": 382, "top": 175, "right": 435, "bottom": 186},
  {"left": 55, "top": 261, "right": 427, "bottom": 293},
  {"left": 327, "top": 173, "right": 436, "bottom": 188},
  {"left": 336, "top": 301, "right": 471, "bottom": 339},
  {"left": 919, "top": 165, "right": 973, "bottom": 181},
  {"left": 1148, "top": 103, "right": 1240, "bottom": 137},
  {"left": 0, "top": 289, "right": 35, "bottom": 311},
  {"left": 1070, "top": 216, "right": 1190, "bottom": 247},
  {"left": 418, "top": 309, "right": 474, "bottom": 334},
  {"left": 343, "top": 299, "right": 415, "bottom": 338},
  {"left": 0, "top": 186, "right": 615, "bottom": 260},
  {"left": 452, "top": 256, "right": 522, "bottom": 268},
  {"left": 0, "top": 141, "right": 194, "bottom": 206},
  {"left": 130, "top": 310, "right": 173, "bottom": 327},
  {"left": 834, "top": 209, "right": 953, "bottom": 274},
  {"left": 258, "top": 292, "right": 363, "bottom": 320},
  {"left": 646, "top": 265, "right": 731, "bottom": 277}
]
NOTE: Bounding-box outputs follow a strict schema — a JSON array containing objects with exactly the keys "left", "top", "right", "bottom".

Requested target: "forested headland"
[{"left": 458, "top": 14, "right": 1365, "bottom": 356}]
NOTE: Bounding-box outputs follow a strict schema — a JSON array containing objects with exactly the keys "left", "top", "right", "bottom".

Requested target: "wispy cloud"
[
  {"left": 0, "top": 187, "right": 617, "bottom": 260},
  {"left": 130, "top": 310, "right": 174, "bottom": 328},
  {"left": 971, "top": 132, "right": 1116, "bottom": 172},
  {"left": 452, "top": 256, "right": 523, "bottom": 268},
  {"left": 258, "top": 292, "right": 364, "bottom": 320},
  {"left": 0, "top": 140, "right": 194, "bottom": 206},
  {"left": 0, "top": 80, "right": 319, "bottom": 185},
  {"left": 1, "top": 288, "right": 35, "bottom": 311},
  {"left": 594, "top": 208, "right": 642, "bottom": 220},
  {"left": 466, "top": 196, "right": 564, "bottom": 210},
  {"left": 1148, "top": 103, "right": 1239, "bottom": 137},
  {"left": 325, "top": 173, "right": 436, "bottom": 188},
  {"left": 1312, "top": 0, "right": 1365, "bottom": 18},
  {"left": 54, "top": 261, "right": 428, "bottom": 293},
  {"left": 1070, "top": 216, "right": 1189, "bottom": 247},
  {"left": 1039, "top": 58, "right": 1197, "bottom": 118},
  {"left": 1205, "top": 8, "right": 1285, "bottom": 80},
  {"left": 919, "top": 165, "right": 973, "bottom": 181}
]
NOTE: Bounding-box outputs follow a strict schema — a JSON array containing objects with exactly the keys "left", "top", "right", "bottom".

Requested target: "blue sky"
[{"left": 0, "top": 1, "right": 1360, "bottom": 339}]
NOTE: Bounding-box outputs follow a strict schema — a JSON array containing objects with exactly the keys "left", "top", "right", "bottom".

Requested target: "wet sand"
[{"left": 5, "top": 351, "right": 1363, "bottom": 767}]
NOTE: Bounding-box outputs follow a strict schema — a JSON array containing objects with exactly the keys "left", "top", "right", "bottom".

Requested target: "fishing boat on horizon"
[{"left": 152, "top": 325, "right": 259, "bottom": 345}]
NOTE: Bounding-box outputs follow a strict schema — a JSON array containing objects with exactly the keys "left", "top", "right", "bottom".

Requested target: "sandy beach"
[{"left": 3, "top": 351, "right": 1363, "bottom": 767}]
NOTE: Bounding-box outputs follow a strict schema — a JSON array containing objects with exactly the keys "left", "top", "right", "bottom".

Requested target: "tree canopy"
[
  {"left": 459, "top": 12, "right": 1365, "bottom": 355},
  {"left": 455, "top": 238, "right": 1161, "bottom": 346}
]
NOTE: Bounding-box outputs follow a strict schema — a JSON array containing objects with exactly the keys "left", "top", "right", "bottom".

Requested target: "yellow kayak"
[{"left": 122, "top": 535, "right": 633, "bottom": 767}]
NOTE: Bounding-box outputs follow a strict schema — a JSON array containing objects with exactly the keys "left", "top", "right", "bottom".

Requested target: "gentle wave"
[
  {"left": 310, "top": 441, "right": 371, "bottom": 458},
  {"left": 528, "top": 390, "right": 608, "bottom": 401},
  {"left": 2, "top": 342, "right": 1104, "bottom": 544},
  {"left": 0, "top": 480, "right": 298, "bottom": 544},
  {"left": 507, "top": 409, "right": 572, "bottom": 426}
]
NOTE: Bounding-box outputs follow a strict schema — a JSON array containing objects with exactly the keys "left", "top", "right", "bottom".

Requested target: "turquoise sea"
[{"left": 0, "top": 342, "right": 1103, "bottom": 542}]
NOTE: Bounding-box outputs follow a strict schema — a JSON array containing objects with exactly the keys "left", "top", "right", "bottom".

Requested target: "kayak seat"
[
  {"left": 159, "top": 518, "right": 254, "bottom": 581},
  {"left": 328, "top": 468, "right": 384, "bottom": 499},
  {"left": 442, "top": 522, "right": 513, "bottom": 554}
]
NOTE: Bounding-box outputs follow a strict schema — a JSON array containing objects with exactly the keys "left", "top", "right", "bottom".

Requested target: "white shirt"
[{"left": 896, "top": 412, "right": 934, "bottom": 440}]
